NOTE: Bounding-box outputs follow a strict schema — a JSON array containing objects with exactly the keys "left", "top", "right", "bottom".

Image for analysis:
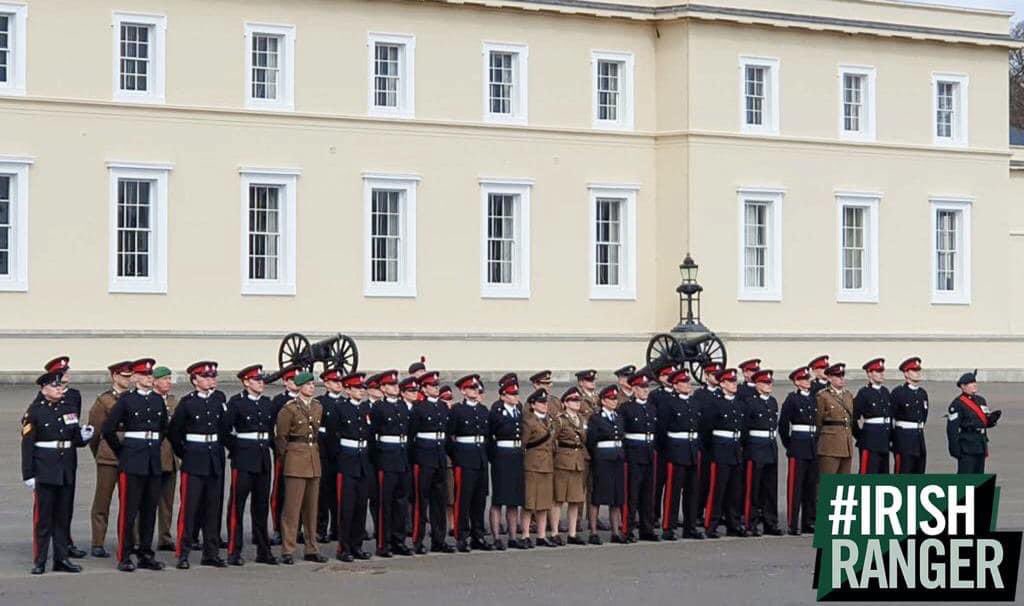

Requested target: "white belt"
[
  {"left": 339, "top": 438, "right": 367, "bottom": 449},
  {"left": 35, "top": 441, "right": 71, "bottom": 449},
  {"left": 495, "top": 439, "right": 521, "bottom": 448},
  {"left": 597, "top": 440, "right": 623, "bottom": 449},
  {"left": 378, "top": 435, "right": 407, "bottom": 444},
  {"left": 186, "top": 433, "right": 219, "bottom": 443},
  {"left": 712, "top": 430, "right": 741, "bottom": 440},
  {"left": 454, "top": 435, "right": 486, "bottom": 444},
  {"left": 624, "top": 432, "right": 654, "bottom": 442},
  {"left": 863, "top": 417, "right": 891, "bottom": 425},
  {"left": 416, "top": 432, "right": 445, "bottom": 441},
  {"left": 124, "top": 431, "right": 160, "bottom": 440},
  {"left": 748, "top": 429, "right": 776, "bottom": 439},
  {"left": 236, "top": 432, "right": 269, "bottom": 441},
  {"left": 894, "top": 421, "right": 924, "bottom": 430},
  {"left": 790, "top": 424, "right": 816, "bottom": 433},
  {"left": 318, "top": 427, "right": 327, "bottom": 434},
  {"left": 666, "top": 431, "right": 699, "bottom": 440}
]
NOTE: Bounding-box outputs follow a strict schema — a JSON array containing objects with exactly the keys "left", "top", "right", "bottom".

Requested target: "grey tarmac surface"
[{"left": 1, "top": 381, "right": 1022, "bottom": 605}]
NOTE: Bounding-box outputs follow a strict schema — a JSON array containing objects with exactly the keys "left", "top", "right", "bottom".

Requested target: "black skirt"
[
  {"left": 489, "top": 450, "right": 524, "bottom": 506},
  {"left": 591, "top": 458, "right": 626, "bottom": 506}
]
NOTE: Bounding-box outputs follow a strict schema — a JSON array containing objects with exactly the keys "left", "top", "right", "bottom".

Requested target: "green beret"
[
  {"left": 152, "top": 366, "right": 172, "bottom": 379},
  {"left": 294, "top": 371, "right": 315, "bottom": 386}
]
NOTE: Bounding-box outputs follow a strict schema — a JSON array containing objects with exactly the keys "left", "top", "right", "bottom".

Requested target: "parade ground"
[{"left": 2, "top": 382, "right": 1023, "bottom": 605}]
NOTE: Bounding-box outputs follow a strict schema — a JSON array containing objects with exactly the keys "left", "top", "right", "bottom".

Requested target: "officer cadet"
[
  {"left": 222, "top": 364, "right": 277, "bottom": 566},
  {"left": 808, "top": 355, "right": 831, "bottom": 398},
  {"left": 268, "top": 365, "right": 300, "bottom": 546},
  {"left": 274, "top": 371, "right": 327, "bottom": 564},
  {"left": 407, "top": 371, "right": 453, "bottom": 555},
  {"left": 587, "top": 385, "right": 627, "bottom": 545},
  {"left": 522, "top": 389, "right": 557, "bottom": 547},
  {"left": 649, "top": 362, "right": 676, "bottom": 527},
  {"left": 315, "top": 368, "right": 344, "bottom": 544},
  {"left": 702, "top": 368, "right": 748, "bottom": 538},
  {"left": 41, "top": 357, "right": 87, "bottom": 559},
  {"left": 487, "top": 374, "right": 525, "bottom": 550},
  {"left": 621, "top": 371, "right": 659, "bottom": 542},
  {"left": 438, "top": 385, "right": 458, "bottom": 533},
  {"left": 22, "top": 371, "right": 93, "bottom": 574},
  {"left": 741, "top": 369, "right": 783, "bottom": 537},
  {"left": 695, "top": 361, "right": 723, "bottom": 525},
  {"left": 737, "top": 359, "right": 761, "bottom": 400},
  {"left": 87, "top": 360, "right": 134, "bottom": 558},
  {"left": 408, "top": 358, "right": 427, "bottom": 378},
  {"left": 447, "top": 374, "right": 493, "bottom": 552},
  {"left": 168, "top": 361, "right": 227, "bottom": 569},
  {"left": 552, "top": 387, "right": 589, "bottom": 545},
  {"left": 614, "top": 365, "right": 636, "bottom": 405},
  {"left": 778, "top": 367, "right": 818, "bottom": 536},
  {"left": 890, "top": 357, "right": 929, "bottom": 474},
  {"left": 853, "top": 358, "right": 892, "bottom": 474},
  {"left": 324, "top": 372, "right": 373, "bottom": 561},
  {"left": 152, "top": 367, "right": 179, "bottom": 551},
  {"left": 529, "top": 370, "right": 562, "bottom": 416},
  {"left": 655, "top": 369, "right": 704, "bottom": 540},
  {"left": 575, "top": 370, "right": 599, "bottom": 416},
  {"left": 947, "top": 371, "right": 1002, "bottom": 474},
  {"left": 370, "top": 371, "right": 414, "bottom": 557},
  {"left": 815, "top": 363, "right": 855, "bottom": 475}
]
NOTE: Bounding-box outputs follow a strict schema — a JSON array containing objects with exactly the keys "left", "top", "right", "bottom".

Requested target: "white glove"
[
  {"left": 24, "top": 478, "right": 35, "bottom": 490},
  {"left": 80, "top": 425, "right": 95, "bottom": 441}
]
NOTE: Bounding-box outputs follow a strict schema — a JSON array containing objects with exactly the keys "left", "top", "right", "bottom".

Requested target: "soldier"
[
  {"left": 522, "top": 389, "right": 556, "bottom": 547},
  {"left": 41, "top": 357, "right": 87, "bottom": 559},
  {"left": 315, "top": 368, "right": 344, "bottom": 544},
  {"left": 649, "top": 362, "right": 676, "bottom": 528},
  {"left": 778, "top": 367, "right": 818, "bottom": 535},
  {"left": 447, "top": 374, "right": 493, "bottom": 552},
  {"left": 487, "top": 375, "right": 525, "bottom": 550},
  {"left": 439, "top": 385, "right": 458, "bottom": 534},
  {"left": 575, "top": 369, "right": 599, "bottom": 417},
  {"left": 325, "top": 372, "right": 373, "bottom": 561},
  {"left": 614, "top": 365, "right": 636, "bottom": 406},
  {"left": 168, "top": 361, "right": 227, "bottom": 569},
  {"left": 552, "top": 387, "right": 589, "bottom": 545},
  {"left": 694, "top": 361, "right": 723, "bottom": 527},
  {"left": 853, "top": 358, "right": 892, "bottom": 474},
  {"left": 529, "top": 370, "right": 562, "bottom": 416},
  {"left": 268, "top": 365, "right": 300, "bottom": 546},
  {"left": 656, "top": 369, "right": 704, "bottom": 540},
  {"left": 370, "top": 371, "right": 413, "bottom": 557},
  {"left": 586, "top": 385, "right": 627, "bottom": 544},
  {"left": 621, "top": 371, "right": 659, "bottom": 542},
  {"left": 274, "top": 371, "right": 326, "bottom": 564},
  {"left": 741, "top": 369, "right": 783, "bottom": 537},
  {"left": 737, "top": 359, "right": 761, "bottom": 400},
  {"left": 808, "top": 355, "right": 831, "bottom": 398},
  {"left": 815, "top": 363, "right": 855, "bottom": 475},
  {"left": 223, "top": 364, "right": 278, "bottom": 566},
  {"left": 22, "top": 371, "right": 93, "bottom": 574},
  {"left": 152, "top": 367, "right": 179, "bottom": 552},
  {"left": 87, "top": 360, "right": 134, "bottom": 558},
  {"left": 890, "top": 357, "right": 929, "bottom": 474},
  {"left": 102, "top": 358, "right": 168, "bottom": 572},
  {"left": 702, "top": 368, "right": 747, "bottom": 538},
  {"left": 408, "top": 371, "right": 453, "bottom": 554},
  {"left": 408, "top": 358, "right": 427, "bottom": 379},
  {"left": 947, "top": 371, "right": 1002, "bottom": 474}
]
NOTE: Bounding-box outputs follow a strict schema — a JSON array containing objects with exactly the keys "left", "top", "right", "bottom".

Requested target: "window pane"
[
  {"left": 743, "top": 202, "right": 768, "bottom": 288},
  {"left": 597, "top": 60, "right": 620, "bottom": 122},
  {"left": 0, "top": 174, "right": 9, "bottom": 275},
  {"left": 116, "top": 179, "right": 153, "bottom": 278},
  {"left": 488, "top": 52, "right": 514, "bottom": 115},
  {"left": 248, "top": 184, "right": 282, "bottom": 280},
  {"left": 595, "top": 198, "right": 623, "bottom": 286},
  {"left": 843, "top": 74, "right": 863, "bottom": 132},
  {"left": 936, "top": 81, "right": 956, "bottom": 139},
  {"left": 486, "top": 193, "right": 516, "bottom": 284},
  {"left": 744, "top": 66, "right": 766, "bottom": 126},
  {"left": 119, "top": 23, "right": 151, "bottom": 92},
  {"left": 251, "top": 34, "right": 281, "bottom": 100},
  {"left": 935, "top": 209, "right": 959, "bottom": 292},
  {"left": 370, "top": 189, "right": 403, "bottom": 284},
  {"left": 841, "top": 206, "right": 866, "bottom": 290},
  {"left": 374, "top": 43, "right": 401, "bottom": 108},
  {"left": 0, "top": 14, "right": 9, "bottom": 84}
]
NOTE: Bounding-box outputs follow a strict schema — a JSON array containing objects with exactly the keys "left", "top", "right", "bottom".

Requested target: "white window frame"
[
  {"left": 112, "top": 12, "right": 166, "bottom": 104},
  {"left": 482, "top": 42, "right": 528, "bottom": 125},
  {"left": 737, "top": 187, "right": 783, "bottom": 301},
  {"left": 480, "top": 179, "right": 532, "bottom": 298},
  {"left": 0, "top": 2, "right": 26, "bottom": 96},
  {"left": 930, "top": 197, "right": 972, "bottom": 305},
  {"left": 0, "top": 156, "right": 31, "bottom": 291},
  {"left": 739, "top": 56, "right": 779, "bottom": 135},
  {"left": 837, "top": 65, "right": 876, "bottom": 142},
  {"left": 932, "top": 72, "right": 968, "bottom": 147},
  {"left": 835, "top": 192, "right": 880, "bottom": 303},
  {"left": 107, "top": 162, "right": 171, "bottom": 294},
  {"left": 591, "top": 50, "right": 634, "bottom": 131},
  {"left": 362, "top": 173, "right": 419, "bottom": 297},
  {"left": 588, "top": 184, "right": 638, "bottom": 300},
  {"left": 244, "top": 22, "right": 296, "bottom": 112},
  {"left": 366, "top": 33, "right": 415, "bottom": 118},
  {"left": 239, "top": 168, "right": 299, "bottom": 295}
]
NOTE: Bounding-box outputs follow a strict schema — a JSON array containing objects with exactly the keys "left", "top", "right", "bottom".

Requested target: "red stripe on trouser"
[
  {"left": 377, "top": 470, "right": 385, "bottom": 550},
  {"left": 412, "top": 465, "right": 421, "bottom": 544},
  {"left": 860, "top": 450, "right": 869, "bottom": 475},
  {"left": 786, "top": 458, "right": 796, "bottom": 529},
  {"left": 270, "top": 461, "right": 283, "bottom": 531},
  {"left": 175, "top": 472, "right": 189, "bottom": 558},
  {"left": 336, "top": 473, "right": 344, "bottom": 554},
  {"left": 620, "top": 463, "right": 629, "bottom": 536},
  {"left": 117, "top": 471, "right": 128, "bottom": 562},
  {"left": 743, "top": 461, "right": 753, "bottom": 526},
  {"left": 661, "top": 462, "right": 673, "bottom": 531},
  {"left": 453, "top": 467, "right": 463, "bottom": 542},
  {"left": 227, "top": 469, "right": 239, "bottom": 555},
  {"left": 894, "top": 454, "right": 901, "bottom": 474},
  {"left": 32, "top": 491, "right": 39, "bottom": 562},
  {"left": 704, "top": 462, "right": 718, "bottom": 530}
]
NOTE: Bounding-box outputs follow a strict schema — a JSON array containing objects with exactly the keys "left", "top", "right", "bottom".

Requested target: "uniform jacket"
[
  {"left": 702, "top": 394, "right": 744, "bottom": 465},
  {"left": 586, "top": 409, "right": 625, "bottom": 463},
  {"left": 168, "top": 390, "right": 227, "bottom": 477},
  {"left": 316, "top": 393, "right": 344, "bottom": 461},
  {"left": 615, "top": 387, "right": 632, "bottom": 407},
  {"left": 738, "top": 383, "right": 757, "bottom": 401},
  {"left": 64, "top": 387, "right": 83, "bottom": 416},
  {"left": 21, "top": 393, "right": 87, "bottom": 485},
  {"left": 815, "top": 388, "right": 854, "bottom": 458},
  {"left": 809, "top": 379, "right": 829, "bottom": 399},
  {"left": 545, "top": 394, "right": 563, "bottom": 417},
  {"left": 579, "top": 390, "right": 598, "bottom": 418},
  {"left": 223, "top": 391, "right": 275, "bottom": 474},
  {"left": 742, "top": 393, "right": 779, "bottom": 465},
  {"left": 370, "top": 397, "right": 410, "bottom": 473},
  {"left": 274, "top": 397, "right": 323, "bottom": 478},
  {"left": 102, "top": 389, "right": 167, "bottom": 476},
  {"left": 946, "top": 393, "right": 997, "bottom": 458},
  {"left": 409, "top": 397, "right": 449, "bottom": 468},
  {"left": 552, "top": 411, "right": 588, "bottom": 471},
  {"left": 656, "top": 392, "right": 703, "bottom": 465},
  {"left": 325, "top": 397, "right": 374, "bottom": 479},
  {"left": 446, "top": 400, "right": 490, "bottom": 470},
  {"left": 87, "top": 389, "right": 125, "bottom": 466},
  {"left": 522, "top": 412, "right": 555, "bottom": 473},
  {"left": 778, "top": 390, "right": 817, "bottom": 460},
  {"left": 852, "top": 384, "right": 892, "bottom": 453},
  {"left": 621, "top": 398, "right": 658, "bottom": 464},
  {"left": 488, "top": 401, "right": 523, "bottom": 462},
  {"left": 890, "top": 383, "right": 928, "bottom": 456},
  {"left": 271, "top": 390, "right": 297, "bottom": 420},
  {"left": 693, "top": 385, "right": 721, "bottom": 449},
  {"left": 159, "top": 394, "right": 179, "bottom": 473}
]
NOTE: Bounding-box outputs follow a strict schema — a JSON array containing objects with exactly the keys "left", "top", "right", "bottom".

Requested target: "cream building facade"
[{"left": 0, "top": 0, "right": 1021, "bottom": 378}]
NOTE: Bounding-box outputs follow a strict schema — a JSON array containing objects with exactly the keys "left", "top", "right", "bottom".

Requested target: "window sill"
[
  {"left": 241, "top": 281, "right": 296, "bottom": 296},
  {"left": 0, "top": 86, "right": 26, "bottom": 97},
  {"left": 368, "top": 106, "right": 414, "bottom": 119},
  {"left": 113, "top": 93, "right": 166, "bottom": 105},
  {"left": 244, "top": 100, "right": 295, "bottom": 113},
  {"left": 0, "top": 279, "right": 28, "bottom": 292},
  {"left": 109, "top": 282, "right": 167, "bottom": 295},
  {"left": 837, "top": 291, "right": 879, "bottom": 303},
  {"left": 481, "top": 286, "right": 530, "bottom": 299},
  {"left": 737, "top": 290, "right": 782, "bottom": 302},
  {"left": 933, "top": 138, "right": 967, "bottom": 148},
  {"left": 484, "top": 113, "right": 528, "bottom": 126},
  {"left": 931, "top": 294, "right": 971, "bottom": 306},
  {"left": 364, "top": 284, "right": 417, "bottom": 298},
  {"left": 739, "top": 126, "right": 779, "bottom": 136},
  {"left": 590, "top": 287, "right": 636, "bottom": 301},
  {"left": 839, "top": 132, "right": 876, "bottom": 143},
  {"left": 592, "top": 120, "right": 634, "bottom": 132}
]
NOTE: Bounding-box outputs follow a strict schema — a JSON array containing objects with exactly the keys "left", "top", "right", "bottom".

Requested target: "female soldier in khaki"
[
  {"left": 521, "top": 390, "right": 556, "bottom": 547},
  {"left": 552, "top": 387, "right": 589, "bottom": 545}
]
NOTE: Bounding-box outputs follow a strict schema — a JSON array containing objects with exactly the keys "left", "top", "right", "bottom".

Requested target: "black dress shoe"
[
  {"left": 787, "top": 528, "right": 801, "bottom": 536},
  {"left": 157, "top": 543, "right": 175, "bottom": 552},
  {"left": 534, "top": 538, "right": 553, "bottom": 548},
  {"left": 200, "top": 557, "right": 228, "bottom": 568},
  {"left": 493, "top": 539, "right": 507, "bottom": 551},
  {"left": 750, "top": 527, "right": 764, "bottom": 537},
  {"left": 413, "top": 544, "right": 428, "bottom": 555},
  {"left": 726, "top": 528, "right": 751, "bottom": 538},
  {"left": 256, "top": 554, "right": 280, "bottom": 565},
  {"left": 625, "top": 534, "right": 638, "bottom": 544},
  {"left": 91, "top": 546, "right": 110, "bottom": 558},
  {"left": 375, "top": 549, "right": 392, "bottom": 558},
  {"left": 176, "top": 558, "right": 190, "bottom": 570},
  {"left": 137, "top": 557, "right": 165, "bottom": 571},
  {"left": 355, "top": 550, "right": 372, "bottom": 560},
  {"left": 588, "top": 533, "right": 603, "bottom": 545},
  {"left": 765, "top": 526, "right": 785, "bottom": 536},
  {"left": 550, "top": 535, "right": 565, "bottom": 547},
  {"left": 470, "top": 540, "right": 493, "bottom": 551},
  {"left": 392, "top": 543, "right": 413, "bottom": 557},
  {"left": 304, "top": 553, "right": 328, "bottom": 563},
  {"left": 802, "top": 524, "right": 815, "bottom": 533},
  {"left": 337, "top": 552, "right": 355, "bottom": 562},
  {"left": 567, "top": 535, "right": 587, "bottom": 545},
  {"left": 218, "top": 538, "right": 228, "bottom": 549},
  {"left": 270, "top": 532, "right": 282, "bottom": 546},
  {"left": 523, "top": 538, "right": 535, "bottom": 549},
  {"left": 54, "top": 559, "right": 82, "bottom": 573},
  {"left": 682, "top": 529, "right": 707, "bottom": 540},
  {"left": 432, "top": 542, "right": 456, "bottom": 553},
  {"left": 506, "top": 539, "right": 525, "bottom": 550},
  {"left": 316, "top": 533, "right": 328, "bottom": 544},
  {"left": 67, "top": 545, "right": 87, "bottom": 559},
  {"left": 280, "top": 555, "right": 294, "bottom": 565},
  {"left": 661, "top": 531, "right": 677, "bottom": 541},
  {"left": 705, "top": 530, "right": 720, "bottom": 539},
  {"left": 31, "top": 563, "right": 46, "bottom": 575},
  {"left": 456, "top": 541, "right": 470, "bottom": 553},
  {"left": 639, "top": 532, "right": 661, "bottom": 542},
  {"left": 227, "top": 554, "right": 244, "bottom": 566},
  {"left": 117, "top": 559, "right": 136, "bottom": 572},
  {"left": 609, "top": 534, "right": 627, "bottom": 544}
]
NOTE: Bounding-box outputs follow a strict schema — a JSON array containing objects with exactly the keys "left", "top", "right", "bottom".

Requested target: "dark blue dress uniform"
[
  {"left": 21, "top": 382, "right": 89, "bottom": 572},
  {"left": 656, "top": 385, "right": 704, "bottom": 538},
  {"left": 693, "top": 379, "right": 721, "bottom": 520},
  {"left": 409, "top": 396, "right": 452, "bottom": 552},
  {"left": 324, "top": 392, "right": 373, "bottom": 560},
  {"left": 648, "top": 377, "right": 674, "bottom": 526},
  {"left": 702, "top": 391, "right": 746, "bottom": 537},
  {"left": 370, "top": 396, "right": 411, "bottom": 556},
  {"left": 222, "top": 388, "right": 276, "bottom": 563},
  {"left": 890, "top": 383, "right": 929, "bottom": 474},
  {"left": 488, "top": 400, "right": 524, "bottom": 508},
  {"left": 740, "top": 381, "right": 781, "bottom": 535},
  {"left": 586, "top": 407, "right": 626, "bottom": 511},
  {"left": 42, "top": 356, "right": 85, "bottom": 558},
  {"left": 621, "top": 395, "right": 658, "bottom": 540},
  {"left": 446, "top": 394, "right": 491, "bottom": 550},
  {"left": 947, "top": 382, "right": 1000, "bottom": 474},
  {"left": 315, "top": 392, "right": 343, "bottom": 542},
  {"left": 102, "top": 385, "right": 168, "bottom": 567},
  {"left": 852, "top": 383, "right": 892, "bottom": 474},
  {"left": 778, "top": 384, "right": 818, "bottom": 534}
]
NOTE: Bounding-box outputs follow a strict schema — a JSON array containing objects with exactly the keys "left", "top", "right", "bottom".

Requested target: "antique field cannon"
[{"left": 265, "top": 332, "right": 359, "bottom": 381}]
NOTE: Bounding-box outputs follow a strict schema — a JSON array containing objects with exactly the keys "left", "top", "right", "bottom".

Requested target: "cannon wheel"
[
  {"left": 646, "top": 333, "right": 682, "bottom": 370},
  {"left": 279, "top": 332, "right": 312, "bottom": 372},
  {"left": 327, "top": 335, "right": 359, "bottom": 375},
  {"left": 686, "top": 334, "right": 727, "bottom": 385}
]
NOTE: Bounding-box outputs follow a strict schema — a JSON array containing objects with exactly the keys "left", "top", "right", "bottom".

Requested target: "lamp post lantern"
[{"left": 672, "top": 253, "right": 706, "bottom": 333}]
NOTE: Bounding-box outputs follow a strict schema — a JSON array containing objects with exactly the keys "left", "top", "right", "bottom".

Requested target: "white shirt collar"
[
  {"left": 247, "top": 393, "right": 261, "bottom": 401},
  {"left": 328, "top": 392, "right": 344, "bottom": 399},
  {"left": 635, "top": 398, "right": 647, "bottom": 405},
  {"left": 535, "top": 412, "right": 547, "bottom": 420},
  {"left": 136, "top": 388, "right": 152, "bottom": 396},
  {"left": 871, "top": 383, "right": 883, "bottom": 390},
  {"left": 799, "top": 389, "right": 810, "bottom": 396},
  {"left": 907, "top": 383, "right": 920, "bottom": 391}
]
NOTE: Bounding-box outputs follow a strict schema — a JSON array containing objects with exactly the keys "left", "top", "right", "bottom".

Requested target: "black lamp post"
[{"left": 672, "top": 253, "right": 707, "bottom": 333}]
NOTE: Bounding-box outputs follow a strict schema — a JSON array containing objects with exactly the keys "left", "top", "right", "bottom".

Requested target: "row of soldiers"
[{"left": 20, "top": 353, "right": 1002, "bottom": 574}]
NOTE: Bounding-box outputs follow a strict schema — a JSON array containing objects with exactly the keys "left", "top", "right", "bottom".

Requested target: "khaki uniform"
[
  {"left": 157, "top": 394, "right": 178, "bottom": 546},
  {"left": 815, "top": 388, "right": 854, "bottom": 474},
  {"left": 274, "top": 397, "right": 323, "bottom": 556},
  {"left": 552, "top": 411, "right": 589, "bottom": 504},
  {"left": 523, "top": 412, "right": 555, "bottom": 511},
  {"left": 616, "top": 387, "right": 632, "bottom": 406},
  {"left": 545, "top": 393, "right": 563, "bottom": 417},
  {"left": 87, "top": 389, "right": 123, "bottom": 548},
  {"left": 579, "top": 391, "right": 598, "bottom": 418}
]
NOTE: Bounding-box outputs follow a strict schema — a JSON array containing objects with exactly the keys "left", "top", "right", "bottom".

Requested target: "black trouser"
[
  {"left": 893, "top": 451, "right": 926, "bottom": 474},
  {"left": 336, "top": 471, "right": 370, "bottom": 556},
  {"left": 452, "top": 465, "right": 488, "bottom": 543},
  {"left": 66, "top": 475, "right": 78, "bottom": 548},
  {"left": 412, "top": 463, "right": 447, "bottom": 548},
  {"left": 227, "top": 467, "right": 272, "bottom": 558},
  {"left": 661, "top": 461, "right": 699, "bottom": 533},
  {"left": 652, "top": 452, "right": 665, "bottom": 525},
  {"left": 704, "top": 461, "right": 743, "bottom": 532},
  {"left": 859, "top": 449, "right": 889, "bottom": 474},
  {"left": 785, "top": 457, "right": 818, "bottom": 532},
  {"left": 33, "top": 482, "right": 72, "bottom": 565},
  {"left": 376, "top": 469, "right": 409, "bottom": 551},
  {"left": 317, "top": 455, "right": 338, "bottom": 539},
  {"left": 625, "top": 460, "right": 655, "bottom": 536},
  {"left": 956, "top": 454, "right": 985, "bottom": 474},
  {"left": 271, "top": 457, "right": 285, "bottom": 536},
  {"left": 117, "top": 471, "right": 161, "bottom": 562},
  {"left": 176, "top": 471, "right": 223, "bottom": 561},
  {"left": 743, "top": 460, "right": 778, "bottom": 530},
  {"left": 698, "top": 450, "right": 712, "bottom": 525}
]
